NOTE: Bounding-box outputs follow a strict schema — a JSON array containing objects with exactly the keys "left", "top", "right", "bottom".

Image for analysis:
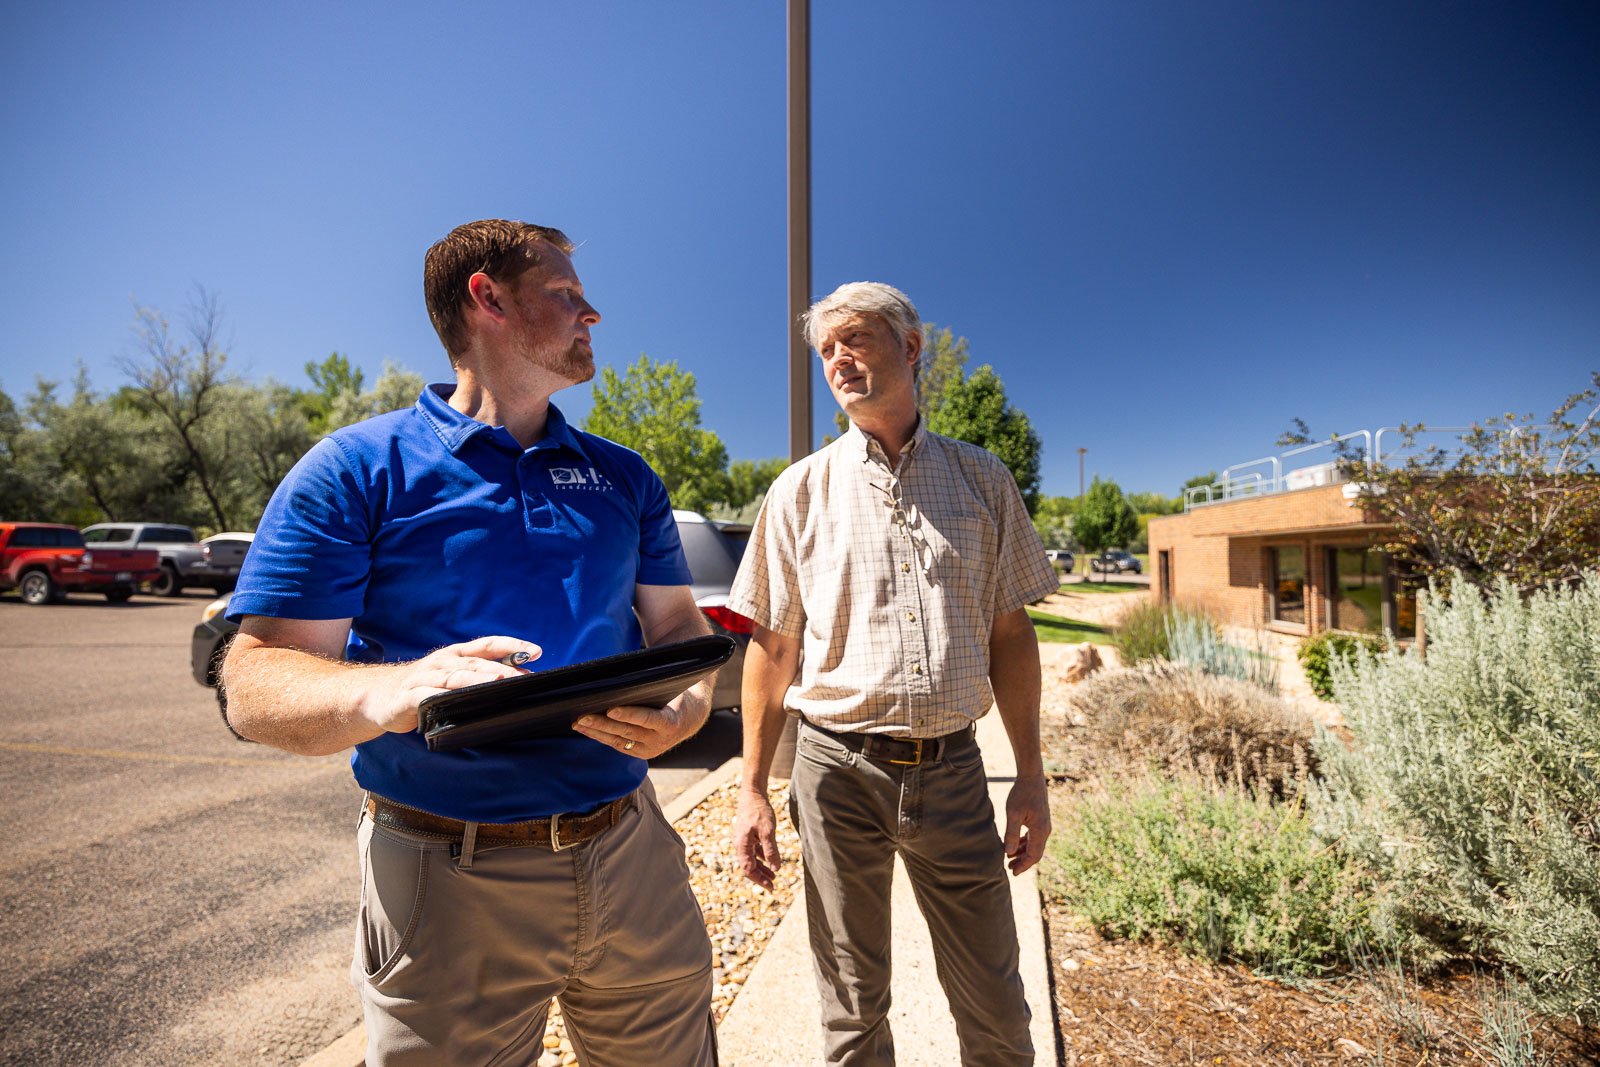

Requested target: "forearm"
[
  {"left": 223, "top": 638, "right": 390, "bottom": 756},
  {"left": 638, "top": 587, "right": 716, "bottom": 732},
  {"left": 740, "top": 626, "right": 801, "bottom": 795},
  {"left": 990, "top": 609, "right": 1046, "bottom": 780}
]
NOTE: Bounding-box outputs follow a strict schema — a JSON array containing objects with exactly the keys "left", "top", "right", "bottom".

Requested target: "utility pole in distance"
[
  {"left": 1077, "top": 447, "right": 1087, "bottom": 498},
  {"left": 786, "top": 0, "right": 812, "bottom": 463}
]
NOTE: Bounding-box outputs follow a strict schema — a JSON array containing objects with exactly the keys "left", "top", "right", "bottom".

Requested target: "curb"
[{"left": 296, "top": 755, "right": 747, "bottom": 1067}]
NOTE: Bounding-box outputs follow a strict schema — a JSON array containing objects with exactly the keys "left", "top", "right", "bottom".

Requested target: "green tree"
[
  {"left": 1285, "top": 374, "right": 1600, "bottom": 593},
  {"left": 916, "top": 323, "right": 969, "bottom": 420},
  {"left": 927, "top": 364, "right": 1043, "bottom": 514},
  {"left": 365, "top": 361, "right": 426, "bottom": 417},
  {"left": 1032, "top": 494, "right": 1077, "bottom": 550},
  {"left": 723, "top": 457, "right": 788, "bottom": 511},
  {"left": 117, "top": 292, "right": 238, "bottom": 529},
  {"left": 28, "top": 369, "right": 180, "bottom": 525},
  {"left": 1072, "top": 477, "right": 1139, "bottom": 581},
  {"left": 583, "top": 354, "right": 730, "bottom": 513},
  {"left": 1180, "top": 470, "right": 1219, "bottom": 504},
  {"left": 1126, "top": 491, "right": 1182, "bottom": 516},
  {"left": 300, "top": 352, "right": 367, "bottom": 434}
]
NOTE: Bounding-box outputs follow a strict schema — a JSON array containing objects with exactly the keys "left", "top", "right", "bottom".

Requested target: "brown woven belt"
[
  {"left": 364, "top": 793, "right": 633, "bottom": 851},
  {"left": 802, "top": 720, "right": 976, "bottom": 766}
]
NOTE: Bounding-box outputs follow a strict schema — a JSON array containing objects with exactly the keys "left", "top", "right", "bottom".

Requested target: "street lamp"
[{"left": 1077, "top": 447, "right": 1087, "bottom": 498}]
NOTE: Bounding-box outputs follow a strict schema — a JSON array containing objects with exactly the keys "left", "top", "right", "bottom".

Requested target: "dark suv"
[
  {"left": 1089, "top": 549, "right": 1143, "bottom": 574},
  {"left": 193, "top": 510, "right": 753, "bottom": 728}
]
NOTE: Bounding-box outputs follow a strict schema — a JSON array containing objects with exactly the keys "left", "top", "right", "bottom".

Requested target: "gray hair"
[{"left": 801, "top": 281, "right": 921, "bottom": 355}]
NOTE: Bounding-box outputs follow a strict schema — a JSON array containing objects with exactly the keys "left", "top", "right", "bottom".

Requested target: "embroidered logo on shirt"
[{"left": 550, "top": 466, "right": 614, "bottom": 491}]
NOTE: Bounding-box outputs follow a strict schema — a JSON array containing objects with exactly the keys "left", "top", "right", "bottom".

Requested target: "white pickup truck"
[{"left": 81, "top": 523, "right": 251, "bottom": 597}]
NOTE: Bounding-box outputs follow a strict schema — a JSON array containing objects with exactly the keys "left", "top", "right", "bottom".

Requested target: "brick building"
[{"left": 1147, "top": 478, "right": 1417, "bottom": 640}]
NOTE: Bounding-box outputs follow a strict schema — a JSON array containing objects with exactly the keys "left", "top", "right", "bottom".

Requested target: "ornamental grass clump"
[
  {"left": 1113, "top": 600, "right": 1218, "bottom": 666},
  {"left": 1165, "top": 610, "right": 1279, "bottom": 693},
  {"left": 1070, "top": 664, "right": 1316, "bottom": 794},
  {"left": 1311, "top": 572, "right": 1600, "bottom": 1023},
  {"left": 1043, "top": 771, "right": 1377, "bottom": 977}
]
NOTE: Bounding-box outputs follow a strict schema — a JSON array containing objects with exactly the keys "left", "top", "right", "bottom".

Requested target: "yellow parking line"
[{"left": 0, "top": 741, "right": 336, "bottom": 770}]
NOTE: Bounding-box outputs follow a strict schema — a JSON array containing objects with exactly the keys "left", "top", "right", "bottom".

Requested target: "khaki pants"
[
  {"left": 789, "top": 722, "right": 1033, "bottom": 1066},
  {"left": 353, "top": 781, "right": 716, "bottom": 1066}
]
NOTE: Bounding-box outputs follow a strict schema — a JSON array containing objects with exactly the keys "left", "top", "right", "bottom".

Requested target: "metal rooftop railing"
[{"left": 1182, "top": 426, "right": 1477, "bottom": 511}]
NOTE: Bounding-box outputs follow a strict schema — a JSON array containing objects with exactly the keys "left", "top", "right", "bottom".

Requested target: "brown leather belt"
[
  {"left": 803, "top": 720, "right": 975, "bottom": 766},
  {"left": 364, "top": 793, "right": 633, "bottom": 851}
]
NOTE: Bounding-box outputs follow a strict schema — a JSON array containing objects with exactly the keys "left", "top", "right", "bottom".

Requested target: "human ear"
[{"left": 467, "top": 272, "right": 507, "bottom": 321}]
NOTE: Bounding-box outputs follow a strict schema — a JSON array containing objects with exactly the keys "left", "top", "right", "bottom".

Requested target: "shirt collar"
[
  {"left": 847, "top": 416, "right": 926, "bottom": 468},
  {"left": 417, "top": 383, "right": 592, "bottom": 461}
]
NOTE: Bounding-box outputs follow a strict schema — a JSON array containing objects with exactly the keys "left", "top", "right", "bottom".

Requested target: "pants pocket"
[{"left": 356, "top": 816, "right": 432, "bottom": 986}]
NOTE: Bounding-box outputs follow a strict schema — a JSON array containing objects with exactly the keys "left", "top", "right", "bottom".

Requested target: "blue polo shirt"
[{"left": 229, "top": 384, "right": 691, "bottom": 821}]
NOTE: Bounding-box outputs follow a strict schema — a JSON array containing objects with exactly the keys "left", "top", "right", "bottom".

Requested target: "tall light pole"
[
  {"left": 786, "top": 0, "right": 812, "bottom": 463},
  {"left": 1077, "top": 447, "right": 1087, "bottom": 498}
]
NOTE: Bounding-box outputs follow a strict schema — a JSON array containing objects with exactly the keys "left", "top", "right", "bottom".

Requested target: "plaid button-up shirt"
[{"left": 728, "top": 421, "right": 1058, "bottom": 738}]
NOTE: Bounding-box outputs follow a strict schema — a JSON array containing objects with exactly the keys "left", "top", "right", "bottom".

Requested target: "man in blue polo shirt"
[{"left": 224, "top": 220, "right": 718, "bottom": 1066}]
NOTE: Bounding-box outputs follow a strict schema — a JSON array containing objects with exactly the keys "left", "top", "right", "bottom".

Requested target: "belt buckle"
[
  {"left": 888, "top": 738, "right": 923, "bottom": 766},
  {"left": 549, "top": 812, "right": 569, "bottom": 852}
]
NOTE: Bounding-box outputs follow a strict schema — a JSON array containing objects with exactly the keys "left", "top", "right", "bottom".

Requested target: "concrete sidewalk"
[
  {"left": 717, "top": 710, "right": 1057, "bottom": 1065},
  {"left": 302, "top": 711, "right": 1056, "bottom": 1066}
]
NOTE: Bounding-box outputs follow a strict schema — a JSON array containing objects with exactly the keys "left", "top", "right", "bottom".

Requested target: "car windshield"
[
  {"left": 676, "top": 520, "right": 741, "bottom": 589},
  {"left": 141, "top": 526, "right": 197, "bottom": 543}
]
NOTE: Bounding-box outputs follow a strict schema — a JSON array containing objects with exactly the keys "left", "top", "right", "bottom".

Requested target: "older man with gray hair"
[{"left": 728, "top": 281, "right": 1058, "bottom": 1064}]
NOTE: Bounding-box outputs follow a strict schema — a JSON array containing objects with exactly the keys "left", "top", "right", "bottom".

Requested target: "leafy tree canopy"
[
  {"left": 927, "top": 364, "right": 1043, "bottom": 515},
  {"left": 1285, "top": 372, "right": 1600, "bottom": 593},
  {"left": 582, "top": 354, "right": 730, "bottom": 514},
  {"left": 1072, "top": 477, "right": 1139, "bottom": 580},
  {"left": 1033, "top": 494, "right": 1077, "bottom": 549}
]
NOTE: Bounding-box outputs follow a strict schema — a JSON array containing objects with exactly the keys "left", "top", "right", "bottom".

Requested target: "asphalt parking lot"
[{"left": 0, "top": 591, "right": 739, "bottom": 1066}]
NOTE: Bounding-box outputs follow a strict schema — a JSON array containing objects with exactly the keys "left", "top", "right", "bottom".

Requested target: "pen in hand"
[{"left": 498, "top": 651, "right": 535, "bottom": 668}]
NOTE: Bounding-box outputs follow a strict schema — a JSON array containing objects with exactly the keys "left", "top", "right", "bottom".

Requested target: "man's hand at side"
[
  {"left": 1002, "top": 774, "right": 1051, "bottom": 875},
  {"left": 733, "top": 788, "right": 781, "bottom": 890}
]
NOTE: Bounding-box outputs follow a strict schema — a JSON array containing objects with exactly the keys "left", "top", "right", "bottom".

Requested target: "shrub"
[
  {"left": 1311, "top": 573, "right": 1600, "bottom": 1022},
  {"left": 1070, "top": 664, "right": 1315, "bottom": 793},
  {"left": 1166, "top": 611, "right": 1280, "bottom": 693},
  {"left": 1113, "top": 600, "right": 1217, "bottom": 666},
  {"left": 1297, "top": 631, "right": 1385, "bottom": 701},
  {"left": 1042, "top": 771, "right": 1377, "bottom": 977}
]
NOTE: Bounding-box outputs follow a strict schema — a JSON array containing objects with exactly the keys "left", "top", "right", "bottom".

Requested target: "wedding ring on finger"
[{"left": 623, "top": 740, "right": 637, "bottom": 751}]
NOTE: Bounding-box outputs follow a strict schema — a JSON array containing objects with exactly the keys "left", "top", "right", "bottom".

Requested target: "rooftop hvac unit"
[{"left": 1284, "top": 461, "right": 1344, "bottom": 491}]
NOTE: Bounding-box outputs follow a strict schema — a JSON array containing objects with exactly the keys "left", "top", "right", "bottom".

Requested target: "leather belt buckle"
[
  {"left": 888, "top": 738, "right": 924, "bottom": 766},
  {"left": 549, "top": 812, "right": 569, "bottom": 852}
]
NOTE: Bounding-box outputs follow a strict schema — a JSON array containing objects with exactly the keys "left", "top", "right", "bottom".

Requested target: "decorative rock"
[{"left": 1061, "top": 642, "right": 1103, "bottom": 684}]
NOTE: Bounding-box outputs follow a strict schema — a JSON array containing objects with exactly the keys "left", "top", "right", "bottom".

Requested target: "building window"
[
  {"left": 1158, "top": 550, "right": 1173, "bottom": 601},
  {"left": 1387, "top": 558, "right": 1420, "bottom": 641},
  {"left": 1326, "top": 547, "right": 1385, "bottom": 634},
  {"left": 1270, "top": 546, "right": 1306, "bottom": 625}
]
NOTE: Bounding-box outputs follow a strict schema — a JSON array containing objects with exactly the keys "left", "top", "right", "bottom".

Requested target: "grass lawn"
[
  {"left": 1058, "top": 579, "right": 1146, "bottom": 595},
  {"left": 1027, "top": 609, "right": 1114, "bottom": 644}
]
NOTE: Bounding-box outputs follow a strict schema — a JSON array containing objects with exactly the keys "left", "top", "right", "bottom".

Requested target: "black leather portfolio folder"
[{"left": 419, "top": 634, "right": 737, "bottom": 752}]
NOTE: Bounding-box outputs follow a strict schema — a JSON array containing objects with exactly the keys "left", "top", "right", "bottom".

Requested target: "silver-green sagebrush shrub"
[{"left": 1311, "top": 573, "right": 1600, "bottom": 1023}]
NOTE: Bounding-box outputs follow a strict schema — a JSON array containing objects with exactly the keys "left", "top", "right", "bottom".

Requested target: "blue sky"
[{"left": 3, "top": 1, "right": 1596, "bottom": 497}]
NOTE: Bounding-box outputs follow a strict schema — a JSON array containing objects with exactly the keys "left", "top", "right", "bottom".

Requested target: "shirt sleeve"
[
  {"left": 988, "top": 458, "right": 1059, "bottom": 615},
  {"left": 728, "top": 474, "right": 806, "bottom": 639},
  {"left": 632, "top": 463, "right": 692, "bottom": 587},
  {"left": 226, "top": 437, "right": 374, "bottom": 622}
]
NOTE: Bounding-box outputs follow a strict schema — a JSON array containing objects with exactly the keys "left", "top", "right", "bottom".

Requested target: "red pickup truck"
[{"left": 0, "top": 522, "right": 162, "bottom": 604}]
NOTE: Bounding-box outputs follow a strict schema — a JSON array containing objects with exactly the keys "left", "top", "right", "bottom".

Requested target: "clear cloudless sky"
[{"left": 2, "top": 1, "right": 1597, "bottom": 497}]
